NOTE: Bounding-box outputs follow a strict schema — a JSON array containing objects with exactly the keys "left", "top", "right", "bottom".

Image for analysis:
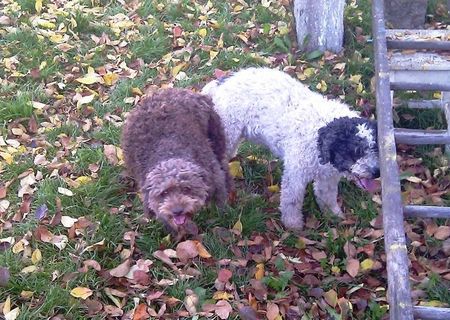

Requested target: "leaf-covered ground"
[{"left": 1, "top": 0, "right": 449, "bottom": 319}]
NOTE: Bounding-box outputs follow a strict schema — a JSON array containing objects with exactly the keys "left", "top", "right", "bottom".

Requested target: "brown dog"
[{"left": 121, "top": 88, "right": 231, "bottom": 235}]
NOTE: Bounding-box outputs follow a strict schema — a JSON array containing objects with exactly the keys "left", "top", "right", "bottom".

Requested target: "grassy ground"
[{"left": 0, "top": 0, "right": 449, "bottom": 319}]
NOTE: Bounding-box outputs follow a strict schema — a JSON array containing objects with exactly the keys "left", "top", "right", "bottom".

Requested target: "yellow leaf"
[
  {"left": 331, "top": 266, "right": 340, "bottom": 274},
  {"left": 433, "top": 92, "right": 442, "bottom": 99},
  {"left": 198, "top": 28, "right": 207, "bottom": 38},
  {"left": 255, "top": 263, "right": 265, "bottom": 280},
  {"left": 74, "top": 176, "right": 92, "bottom": 186},
  {"left": 12, "top": 240, "right": 25, "bottom": 254},
  {"left": 233, "top": 4, "right": 244, "bottom": 12},
  {"left": 237, "top": 33, "right": 248, "bottom": 44},
  {"left": 49, "top": 34, "right": 63, "bottom": 43},
  {"left": 103, "top": 73, "right": 119, "bottom": 86},
  {"left": 213, "top": 291, "right": 233, "bottom": 300},
  {"left": 171, "top": 62, "right": 187, "bottom": 77},
  {"left": 267, "top": 184, "right": 280, "bottom": 193},
  {"left": 76, "top": 73, "right": 103, "bottom": 85},
  {"left": 37, "top": 19, "right": 55, "bottom": 29},
  {"left": 319, "top": 80, "right": 327, "bottom": 92},
  {"left": 131, "top": 87, "right": 143, "bottom": 96},
  {"left": 35, "top": 0, "right": 42, "bottom": 13},
  {"left": 303, "top": 67, "right": 316, "bottom": 78},
  {"left": 31, "top": 249, "right": 42, "bottom": 264},
  {"left": 349, "top": 74, "right": 362, "bottom": 83},
  {"left": 360, "top": 258, "right": 374, "bottom": 271},
  {"left": 20, "top": 291, "right": 34, "bottom": 299},
  {"left": 228, "top": 161, "right": 243, "bottom": 178},
  {"left": 3, "top": 295, "right": 11, "bottom": 314},
  {"left": 0, "top": 152, "right": 13, "bottom": 164},
  {"left": 20, "top": 265, "right": 38, "bottom": 274},
  {"left": 70, "top": 287, "right": 93, "bottom": 300},
  {"left": 232, "top": 219, "right": 243, "bottom": 233},
  {"left": 217, "top": 33, "right": 224, "bottom": 48},
  {"left": 356, "top": 82, "right": 364, "bottom": 94},
  {"left": 209, "top": 50, "right": 218, "bottom": 60},
  {"left": 195, "top": 241, "right": 212, "bottom": 259},
  {"left": 419, "top": 300, "right": 447, "bottom": 307}
]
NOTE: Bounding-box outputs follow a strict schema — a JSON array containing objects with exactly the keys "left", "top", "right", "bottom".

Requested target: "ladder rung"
[
  {"left": 391, "top": 82, "right": 450, "bottom": 91},
  {"left": 386, "top": 29, "right": 450, "bottom": 40},
  {"left": 413, "top": 306, "right": 450, "bottom": 320},
  {"left": 403, "top": 205, "right": 450, "bottom": 219},
  {"left": 387, "top": 40, "right": 450, "bottom": 50},
  {"left": 394, "top": 128, "right": 450, "bottom": 145},
  {"left": 406, "top": 99, "right": 442, "bottom": 109},
  {"left": 389, "top": 52, "right": 450, "bottom": 71}
]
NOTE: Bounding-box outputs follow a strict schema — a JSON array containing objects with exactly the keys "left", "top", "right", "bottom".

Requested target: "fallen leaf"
[
  {"left": 70, "top": 287, "right": 93, "bottom": 300},
  {"left": 195, "top": 241, "right": 212, "bottom": 258},
  {"left": 61, "top": 215, "right": 78, "bottom": 228},
  {"left": 218, "top": 269, "right": 233, "bottom": 283},
  {"left": 57, "top": 187, "right": 73, "bottom": 197},
  {"left": 34, "top": 204, "right": 48, "bottom": 220},
  {"left": 20, "top": 265, "right": 38, "bottom": 274},
  {"left": 360, "top": 258, "right": 375, "bottom": 271},
  {"left": 31, "top": 249, "right": 42, "bottom": 264},
  {"left": 229, "top": 161, "right": 244, "bottom": 178},
  {"left": 133, "top": 303, "right": 150, "bottom": 320},
  {"left": 255, "top": 263, "right": 265, "bottom": 280},
  {"left": 104, "top": 144, "right": 119, "bottom": 165},
  {"left": 213, "top": 291, "right": 233, "bottom": 300},
  {"left": 434, "top": 226, "right": 450, "bottom": 240},
  {"left": 324, "top": 289, "right": 338, "bottom": 307},
  {"left": 215, "top": 300, "right": 232, "bottom": 320},
  {"left": 176, "top": 240, "right": 199, "bottom": 263},
  {"left": 109, "top": 259, "right": 131, "bottom": 277},
  {"left": 346, "top": 258, "right": 360, "bottom": 278},
  {"left": 238, "top": 306, "right": 259, "bottom": 320},
  {"left": 266, "top": 302, "right": 280, "bottom": 320}
]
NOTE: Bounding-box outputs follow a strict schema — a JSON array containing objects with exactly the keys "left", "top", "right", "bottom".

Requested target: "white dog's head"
[{"left": 318, "top": 117, "right": 379, "bottom": 191}]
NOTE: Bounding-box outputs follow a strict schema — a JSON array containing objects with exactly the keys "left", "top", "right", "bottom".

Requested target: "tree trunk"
[
  {"left": 293, "top": 0, "right": 345, "bottom": 53},
  {"left": 384, "top": 0, "right": 428, "bottom": 29}
]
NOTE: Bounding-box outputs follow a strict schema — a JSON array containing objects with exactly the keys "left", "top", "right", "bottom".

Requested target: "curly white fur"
[{"left": 202, "top": 67, "right": 378, "bottom": 231}]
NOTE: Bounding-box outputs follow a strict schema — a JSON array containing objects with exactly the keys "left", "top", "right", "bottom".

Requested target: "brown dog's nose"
[{"left": 172, "top": 208, "right": 184, "bottom": 216}]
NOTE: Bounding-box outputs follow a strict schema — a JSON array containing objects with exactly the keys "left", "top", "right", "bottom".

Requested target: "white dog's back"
[{"left": 202, "top": 67, "right": 358, "bottom": 157}]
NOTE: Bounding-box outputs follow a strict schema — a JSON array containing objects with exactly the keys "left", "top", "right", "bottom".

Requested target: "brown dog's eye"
[
  {"left": 182, "top": 187, "right": 191, "bottom": 193},
  {"left": 161, "top": 190, "right": 169, "bottom": 197}
]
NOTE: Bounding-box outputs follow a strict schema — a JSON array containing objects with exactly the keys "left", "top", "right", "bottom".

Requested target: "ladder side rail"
[{"left": 372, "top": 0, "right": 414, "bottom": 319}]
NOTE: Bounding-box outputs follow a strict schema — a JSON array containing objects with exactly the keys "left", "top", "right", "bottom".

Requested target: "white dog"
[{"left": 202, "top": 68, "right": 379, "bottom": 231}]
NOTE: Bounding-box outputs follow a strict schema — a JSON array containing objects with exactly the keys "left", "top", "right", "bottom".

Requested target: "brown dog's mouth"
[{"left": 173, "top": 214, "right": 188, "bottom": 225}]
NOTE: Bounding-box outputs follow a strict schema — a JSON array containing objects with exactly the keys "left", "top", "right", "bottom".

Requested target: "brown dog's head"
[{"left": 143, "top": 158, "right": 209, "bottom": 232}]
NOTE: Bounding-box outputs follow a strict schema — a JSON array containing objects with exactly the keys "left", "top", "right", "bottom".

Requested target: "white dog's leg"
[
  {"left": 313, "top": 175, "right": 344, "bottom": 217},
  {"left": 279, "top": 168, "right": 308, "bottom": 231}
]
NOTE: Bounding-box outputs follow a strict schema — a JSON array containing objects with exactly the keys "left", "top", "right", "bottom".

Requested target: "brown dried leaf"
[
  {"left": 109, "top": 259, "right": 131, "bottom": 278},
  {"left": 434, "top": 226, "right": 450, "bottom": 240},
  {"left": 217, "top": 269, "right": 233, "bottom": 283},
  {"left": 133, "top": 303, "right": 150, "bottom": 320},
  {"left": 266, "top": 302, "right": 280, "bottom": 320},
  {"left": 176, "top": 240, "right": 199, "bottom": 263},
  {"left": 346, "top": 258, "right": 360, "bottom": 278},
  {"left": 324, "top": 289, "right": 338, "bottom": 307},
  {"left": 215, "top": 300, "right": 232, "bottom": 320}
]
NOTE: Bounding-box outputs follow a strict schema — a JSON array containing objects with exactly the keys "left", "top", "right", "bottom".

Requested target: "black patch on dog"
[{"left": 318, "top": 117, "right": 378, "bottom": 173}]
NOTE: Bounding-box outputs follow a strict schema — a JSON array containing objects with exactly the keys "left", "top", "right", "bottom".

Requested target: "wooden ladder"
[{"left": 372, "top": 1, "right": 450, "bottom": 319}]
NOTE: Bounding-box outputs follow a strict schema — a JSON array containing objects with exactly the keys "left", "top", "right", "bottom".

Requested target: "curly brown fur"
[{"left": 121, "top": 88, "right": 231, "bottom": 234}]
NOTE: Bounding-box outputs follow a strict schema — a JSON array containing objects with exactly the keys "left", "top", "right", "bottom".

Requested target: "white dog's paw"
[
  {"left": 330, "top": 205, "right": 345, "bottom": 218},
  {"left": 281, "top": 212, "right": 304, "bottom": 231}
]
